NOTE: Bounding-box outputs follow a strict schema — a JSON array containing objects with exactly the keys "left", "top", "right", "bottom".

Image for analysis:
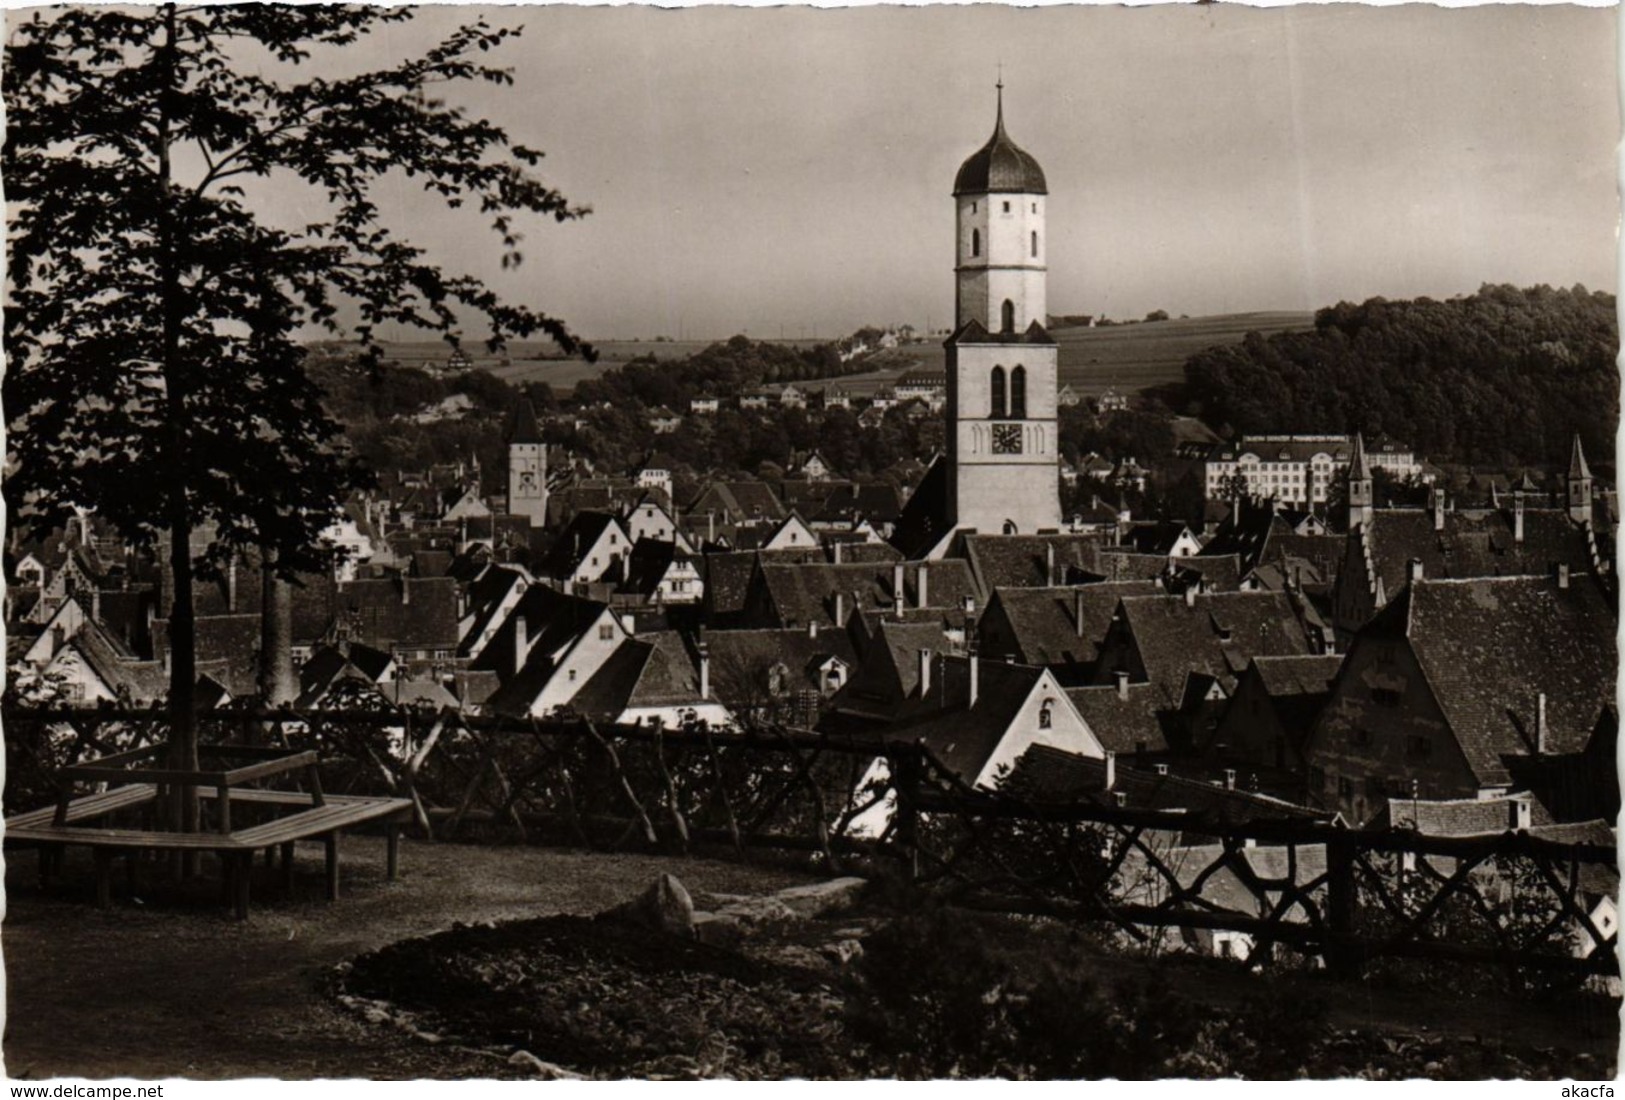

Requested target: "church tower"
[
  {"left": 507, "top": 398, "right": 547, "bottom": 528},
  {"left": 1346, "top": 432, "right": 1374, "bottom": 530},
  {"left": 1567, "top": 433, "right": 1593, "bottom": 524},
  {"left": 944, "top": 82, "right": 1061, "bottom": 535}
]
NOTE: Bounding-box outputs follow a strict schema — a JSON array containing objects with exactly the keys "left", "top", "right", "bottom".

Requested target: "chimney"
[
  {"left": 1556, "top": 563, "right": 1570, "bottom": 590},
  {"left": 401, "top": 577, "right": 411, "bottom": 605},
  {"left": 1224, "top": 768, "right": 1237, "bottom": 791},
  {"left": 1431, "top": 486, "right": 1446, "bottom": 532},
  {"left": 968, "top": 653, "right": 980, "bottom": 707},
  {"left": 1183, "top": 585, "right": 1198, "bottom": 608},
  {"left": 1115, "top": 669, "right": 1130, "bottom": 701},
  {"left": 91, "top": 586, "right": 101, "bottom": 623},
  {"left": 708, "top": 511, "right": 716, "bottom": 544},
  {"left": 1513, "top": 491, "right": 1525, "bottom": 544},
  {"left": 1046, "top": 543, "right": 1057, "bottom": 587},
  {"left": 832, "top": 540, "right": 843, "bottom": 565},
  {"left": 226, "top": 558, "right": 238, "bottom": 613},
  {"left": 1154, "top": 763, "right": 1169, "bottom": 777},
  {"left": 834, "top": 591, "right": 846, "bottom": 627},
  {"left": 893, "top": 562, "right": 906, "bottom": 617},
  {"left": 1075, "top": 588, "right": 1087, "bottom": 637},
  {"left": 1536, "top": 692, "right": 1548, "bottom": 754},
  {"left": 916, "top": 563, "right": 929, "bottom": 609},
  {"left": 513, "top": 615, "right": 528, "bottom": 677},
  {"left": 1103, "top": 751, "right": 1117, "bottom": 791},
  {"left": 918, "top": 648, "right": 932, "bottom": 694},
  {"left": 1407, "top": 558, "right": 1424, "bottom": 584},
  {"left": 698, "top": 642, "right": 710, "bottom": 700},
  {"left": 1509, "top": 795, "right": 1532, "bottom": 832},
  {"left": 808, "top": 619, "right": 819, "bottom": 639}
]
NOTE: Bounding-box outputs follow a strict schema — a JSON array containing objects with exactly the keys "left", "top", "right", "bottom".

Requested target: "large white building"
[{"left": 1203, "top": 434, "right": 1423, "bottom": 507}]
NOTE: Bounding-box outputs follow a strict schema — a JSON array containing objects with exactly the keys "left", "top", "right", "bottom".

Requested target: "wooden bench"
[{"left": 6, "top": 785, "right": 413, "bottom": 919}]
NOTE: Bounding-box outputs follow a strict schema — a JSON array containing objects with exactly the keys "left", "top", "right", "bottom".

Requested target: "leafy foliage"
[{"left": 1180, "top": 284, "right": 1617, "bottom": 468}]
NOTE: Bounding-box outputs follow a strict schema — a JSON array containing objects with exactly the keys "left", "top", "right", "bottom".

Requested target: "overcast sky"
[{"left": 237, "top": 4, "right": 1622, "bottom": 340}]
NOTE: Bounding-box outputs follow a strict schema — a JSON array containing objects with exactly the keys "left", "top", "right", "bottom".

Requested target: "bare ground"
[
  {"left": 1, "top": 837, "right": 811, "bottom": 1080},
  {"left": 3, "top": 837, "right": 1617, "bottom": 1080}
]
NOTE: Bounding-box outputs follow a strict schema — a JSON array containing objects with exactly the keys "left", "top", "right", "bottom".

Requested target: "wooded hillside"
[{"left": 1179, "top": 284, "right": 1617, "bottom": 468}]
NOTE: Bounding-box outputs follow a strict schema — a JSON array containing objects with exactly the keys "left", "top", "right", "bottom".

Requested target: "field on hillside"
[{"left": 369, "top": 313, "right": 1313, "bottom": 397}]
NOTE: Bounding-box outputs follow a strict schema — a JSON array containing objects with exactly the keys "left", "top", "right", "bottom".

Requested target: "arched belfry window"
[
  {"left": 990, "top": 366, "right": 1006, "bottom": 419},
  {"left": 1001, "top": 299, "right": 1015, "bottom": 334},
  {"left": 1011, "top": 365, "right": 1027, "bottom": 419},
  {"left": 971, "top": 229, "right": 980, "bottom": 258}
]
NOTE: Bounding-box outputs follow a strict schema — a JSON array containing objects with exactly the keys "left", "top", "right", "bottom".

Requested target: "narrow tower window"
[
  {"left": 971, "top": 228, "right": 980, "bottom": 258},
  {"left": 1031, "top": 231, "right": 1038, "bottom": 258},
  {"left": 990, "top": 366, "right": 1006, "bottom": 419},
  {"left": 1011, "top": 365, "right": 1027, "bottom": 419},
  {"left": 1001, "top": 299, "right": 1015, "bottom": 334}
]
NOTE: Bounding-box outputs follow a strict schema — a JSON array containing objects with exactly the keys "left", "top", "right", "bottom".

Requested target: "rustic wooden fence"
[{"left": 5, "top": 703, "right": 1616, "bottom": 984}]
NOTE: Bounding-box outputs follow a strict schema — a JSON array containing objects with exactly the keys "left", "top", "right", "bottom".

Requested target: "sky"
[{"left": 64, "top": 2, "right": 1625, "bottom": 343}]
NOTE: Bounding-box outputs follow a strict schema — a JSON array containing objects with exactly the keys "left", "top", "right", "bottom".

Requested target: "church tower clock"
[
  {"left": 945, "top": 82, "right": 1061, "bottom": 535},
  {"left": 507, "top": 398, "right": 547, "bottom": 529}
]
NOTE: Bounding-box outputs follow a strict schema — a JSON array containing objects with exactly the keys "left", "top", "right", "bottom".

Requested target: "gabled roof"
[
  {"left": 961, "top": 533, "right": 1104, "bottom": 595},
  {"left": 621, "top": 539, "right": 693, "bottom": 597},
  {"left": 540, "top": 511, "right": 626, "bottom": 580},
  {"left": 889, "top": 657, "right": 1056, "bottom": 783},
  {"left": 687, "top": 481, "right": 786, "bottom": 523},
  {"left": 571, "top": 631, "right": 705, "bottom": 719},
  {"left": 832, "top": 619, "right": 960, "bottom": 724},
  {"left": 1111, "top": 591, "right": 1315, "bottom": 708},
  {"left": 982, "top": 581, "right": 1158, "bottom": 672},
  {"left": 1064, "top": 683, "right": 1169, "bottom": 754},
  {"left": 473, "top": 583, "right": 610, "bottom": 678},
  {"left": 1357, "top": 507, "right": 1595, "bottom": 598},
  {"left": 888, "top": 455, "right": 953, "bottom": 560},
  {"left": 1371, "top": 574, "right": 1616, "bottom": 786},
  {"left": 705, "top": 627, "right": 859, "bottom": 705},
  {"left": 329, "top": 576, "right": 460, "bottom": 649},
  {"left": 1248, "top": 653, "right": 1345, "bottom": 699}
]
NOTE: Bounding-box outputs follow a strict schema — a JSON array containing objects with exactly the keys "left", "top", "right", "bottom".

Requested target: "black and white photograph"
[{"left": 1, "top": 0, "right": 1619, "bottom": 1083}]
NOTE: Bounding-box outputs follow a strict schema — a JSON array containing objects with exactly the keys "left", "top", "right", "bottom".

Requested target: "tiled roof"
[
  {"left": 1003, "top": 744, "right": 1328, "bottom": 825},
  {"left": 621, "top": 539, "right": 682, "bottom": 598},
  {"left": 981, "top": 581, "right": 1158, "bottom": 673},
  {"left": 1377, "top": 574, "right": 1616, "bottom": 786},
  {"left": 1250, "top": 653, "right": 1345, "bottom": 699},
  {"left": 506, "top": 399, "right": 542, "bottom": 445},
  {"left": 1111, "top": 591, "right": 1315, "bottom": 708},
  {"left": 890, "top": 657, "right": 1051, "bottom": 783},
  {"left": 687, "top": 481, "right": 786, "bottom": 524},
  {"left": 705, "top": 627, "right": 858, "bottom": 705},
  {"left": 962, "top": 533, "right": 1105, "bottom": 594},
  {"left": 539, "top": 511, "right": 625, "bottom": 581},
  {"left": 330, "top": 576, "right": 460, "bottom": 650},
  {"left": 1375, "top": 792, "right": 1555, "bottom": 835},
  {"left": 828, "top": 541, "right": 904, "bottom": 565},
  {"left": 1064, "top": 683, "right": 1169, "bottom": 754},
  {"left": 1358, "top": 507, "right": 1594, "bottom": 598},
  {"left": 888, "top": 456, "right": 952, "bottom": 560}
]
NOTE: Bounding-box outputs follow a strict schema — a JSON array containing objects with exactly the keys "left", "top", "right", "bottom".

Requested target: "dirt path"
[{"left": 2, "top": 838, "right": 810, "bottom": 1079}]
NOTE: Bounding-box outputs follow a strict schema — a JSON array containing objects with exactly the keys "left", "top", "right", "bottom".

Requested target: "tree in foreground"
[{"left": 5, "top": 4, "right": 590, "bottom": 829}]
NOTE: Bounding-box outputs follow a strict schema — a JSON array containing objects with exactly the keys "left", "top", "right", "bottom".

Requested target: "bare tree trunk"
[
  {"left": 258, "top": 549, "right": 295, "bottom": 707},
  {"left": 157, "top": 2, "right": 199, "bottom": 852}
]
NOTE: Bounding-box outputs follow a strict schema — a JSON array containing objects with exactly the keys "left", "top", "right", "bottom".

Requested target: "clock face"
[
  {"left": 992, "top": 423, "right": 1023, "bottom": 455},
  {"left": 520, "top": 471, "right": 535, "bottom": 488}
]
